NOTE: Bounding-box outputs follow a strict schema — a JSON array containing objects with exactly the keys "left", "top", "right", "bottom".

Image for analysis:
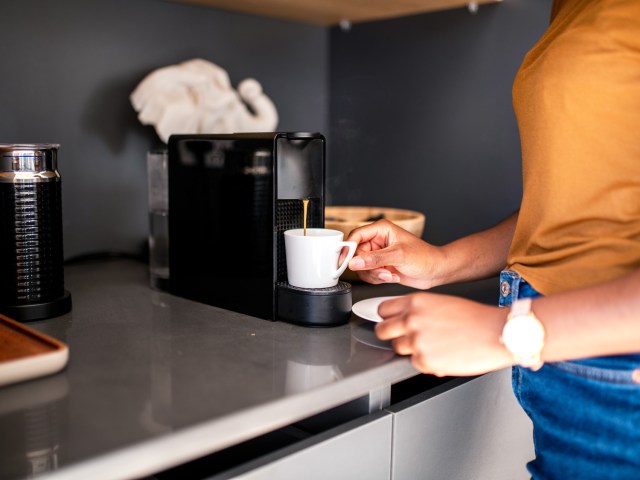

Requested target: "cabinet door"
[
  {"left": 389, "top": 368, "right": 534, "bottom": 480},
  {"left": 213, "top": 410, "right": 392, "bottom": 480}
]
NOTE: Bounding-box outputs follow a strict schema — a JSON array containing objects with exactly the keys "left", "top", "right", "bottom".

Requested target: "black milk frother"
[{"left": 0, "top": 144, "right": 71, "bottom": 321}]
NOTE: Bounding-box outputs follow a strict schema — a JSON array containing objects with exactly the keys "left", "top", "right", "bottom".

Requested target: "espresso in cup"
[{"left": 284, "top": 228, "right": 357, "bottom": 289}]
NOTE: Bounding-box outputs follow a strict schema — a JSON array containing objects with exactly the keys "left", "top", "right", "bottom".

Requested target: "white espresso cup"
[{"left": 284, "top": 228, "right": 357, "bottom": 289}]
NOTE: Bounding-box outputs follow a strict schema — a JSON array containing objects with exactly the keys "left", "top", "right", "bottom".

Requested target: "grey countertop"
[{"left": 0, "top": 259, "right": 498, "bottom": 480}]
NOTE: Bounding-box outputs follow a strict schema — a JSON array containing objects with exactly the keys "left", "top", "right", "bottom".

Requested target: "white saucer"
[{"left": 351, "top": 296, "right": 401, "bottom": 323}]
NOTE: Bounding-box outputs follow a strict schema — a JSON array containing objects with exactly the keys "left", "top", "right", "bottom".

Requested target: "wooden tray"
[{"left": 0, "top": 314, "right": 69, "bottom": 387}]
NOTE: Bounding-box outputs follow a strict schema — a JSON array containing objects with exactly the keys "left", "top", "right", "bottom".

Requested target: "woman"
[{"left": 345, "top": 0, "right": 640, "bottom": 478}]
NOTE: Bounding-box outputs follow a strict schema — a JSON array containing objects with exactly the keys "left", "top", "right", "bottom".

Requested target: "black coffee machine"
[{"left": 168, "top": 132, "right": 352, "bottom": 327}]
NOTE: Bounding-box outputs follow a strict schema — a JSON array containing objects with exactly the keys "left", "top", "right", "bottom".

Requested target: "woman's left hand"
[{"left": 375, "top": 293, "right": 514, "bottom": 376}]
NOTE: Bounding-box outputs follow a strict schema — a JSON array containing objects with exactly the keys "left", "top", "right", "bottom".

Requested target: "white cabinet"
[
  {"left": 388, "top": 368, "right": 534, "bottom": 480},
  {"left": 210, "top": 411, "right": 393, "bottom": 480}
]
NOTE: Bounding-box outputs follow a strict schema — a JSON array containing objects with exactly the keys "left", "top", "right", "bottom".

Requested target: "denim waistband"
[
  {"left": 498, "top": 269, "right": 542, "bottom": 307},
  {"left": 499, "top": 270, "right": 640, "bottom": 373}
]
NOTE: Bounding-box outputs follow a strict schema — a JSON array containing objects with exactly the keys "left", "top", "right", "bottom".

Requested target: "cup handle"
[{"left": 333, "top": 241, "right": 357, "bottom": 280}]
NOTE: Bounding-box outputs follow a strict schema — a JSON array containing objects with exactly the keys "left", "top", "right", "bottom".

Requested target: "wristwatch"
[{"left": 501, "top": 298, "right": 546, "bottom": 370}]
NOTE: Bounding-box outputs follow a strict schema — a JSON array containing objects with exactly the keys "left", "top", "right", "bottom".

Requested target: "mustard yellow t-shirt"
[{"left": 507, "top": 0, "right": 640, "bottom": 295}]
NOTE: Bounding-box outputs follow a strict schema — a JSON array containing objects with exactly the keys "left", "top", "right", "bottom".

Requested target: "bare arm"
[
  {"left": 535, "top": 268, "right": 640, "bottom": 362},
  {"left": 374, "top": 267, "right": 640, "bottom": 377},
  {"left": 346, "top": 211, "right": 519, "bottom": 289},
  {"left": 434, "top": 211, "right": 518, "bottom": 286}
]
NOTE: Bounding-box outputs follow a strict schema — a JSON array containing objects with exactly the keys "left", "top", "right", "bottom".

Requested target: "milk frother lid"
[{"left": 0, "top": 143, "right": 59, "bottom": 174}]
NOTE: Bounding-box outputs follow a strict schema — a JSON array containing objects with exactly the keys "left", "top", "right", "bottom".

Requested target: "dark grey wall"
[
  {"left": 0, "top": 0, "right": 328, "bottom": 259},
  {"left": 328, "top": 0, "right": 551, "bottom": 245}
]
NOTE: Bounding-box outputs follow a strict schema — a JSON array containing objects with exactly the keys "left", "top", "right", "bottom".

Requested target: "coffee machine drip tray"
[{"left": 276, "top": 282, "right": 352, "bottom": 327}]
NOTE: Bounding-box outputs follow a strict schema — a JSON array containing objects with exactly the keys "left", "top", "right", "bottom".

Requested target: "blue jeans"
[{"left": 499, "top": 270, "right": 640, "bottom": 480}]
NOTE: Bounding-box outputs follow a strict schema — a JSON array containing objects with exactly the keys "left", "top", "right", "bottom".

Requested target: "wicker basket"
[{"left": 325, "top": 206, "right": 425, "bottom": 282}]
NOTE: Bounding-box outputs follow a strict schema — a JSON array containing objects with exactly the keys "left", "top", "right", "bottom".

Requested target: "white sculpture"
[{"left": 130, "top": 59, "right": 279, "bottom": 143}]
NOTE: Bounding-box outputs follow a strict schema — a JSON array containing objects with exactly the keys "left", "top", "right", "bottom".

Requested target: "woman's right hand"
[{"left": 343, "top": 219, "right": 445, "bottom": 290}]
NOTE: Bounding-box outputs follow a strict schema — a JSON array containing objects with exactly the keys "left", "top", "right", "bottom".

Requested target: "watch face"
[{"left": 502, "top": 314, "right": 545, "bottom": 357}]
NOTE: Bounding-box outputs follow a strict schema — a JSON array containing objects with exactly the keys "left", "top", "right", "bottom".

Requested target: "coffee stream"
[{"left": 302, "top": 198, "right": 309, "bottom": 236}]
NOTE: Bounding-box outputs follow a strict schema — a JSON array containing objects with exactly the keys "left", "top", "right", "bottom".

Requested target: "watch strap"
[
  {"left": 509, "top": 297, "right": 532, "bottom": 318},
  {"left": 504, "top": 298, "right": 545, "bottom": 371}
]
